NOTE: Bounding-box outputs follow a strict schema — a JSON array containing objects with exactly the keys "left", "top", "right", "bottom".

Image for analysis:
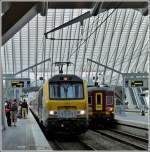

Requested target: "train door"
[{"left": 95, "top": 93, "right": 103, "bottom": 110}]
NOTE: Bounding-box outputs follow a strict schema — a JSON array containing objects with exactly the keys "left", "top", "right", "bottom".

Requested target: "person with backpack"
[
  {"left": 21, "top": 99, "right": 28, "bottom": 119},
  {"left": 11, "top": 99, "right": 18, "bottom": 126}
]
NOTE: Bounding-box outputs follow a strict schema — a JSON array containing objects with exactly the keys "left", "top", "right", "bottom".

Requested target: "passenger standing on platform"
[
  {"left": 11, "top": 99, "right": 18, "bottom": 126},
  {"left": 17, "top": 101, "right": 22, "bottom": 119},
  {"left": 21, "top": 99, "right": 28, "bottom": 119},
  {"left": 5, "top": 101, "right": 12, "bottom": 126}
]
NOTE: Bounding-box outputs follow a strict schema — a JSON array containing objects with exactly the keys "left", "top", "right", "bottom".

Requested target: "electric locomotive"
[
  {"left": 88, "top": 85, "right": 114, "bottom": 123},
  {"left": 30, "top": 74, "right": 89, "bottom": 135}
]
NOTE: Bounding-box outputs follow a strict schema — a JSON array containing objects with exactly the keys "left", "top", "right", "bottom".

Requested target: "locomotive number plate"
[{"left": 58, "top": 110, "right": 77, "bottom": 118}]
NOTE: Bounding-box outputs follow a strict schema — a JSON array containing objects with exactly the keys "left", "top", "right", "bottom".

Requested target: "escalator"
[
  {"left": 128, "top": 87, "right": 140, "bottom": 109},
  {"left": 125, "top": 87, "right": 148, "bottom": 111},
  {"left": 136, "top": 88, "right": 148, "bottom": 109}
]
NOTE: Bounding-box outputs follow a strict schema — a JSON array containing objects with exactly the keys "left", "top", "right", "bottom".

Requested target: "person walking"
[
  {"left": 21, "top": 99, "right": 28, "bottom": 119},
  {"left": 5, "top": 101, "right": 12, "bottom": 126},
  {"left": 11, "top": 99, "right": 18, "bottom": 126}
]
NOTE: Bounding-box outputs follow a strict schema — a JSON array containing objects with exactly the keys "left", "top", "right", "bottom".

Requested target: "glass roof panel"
[{"left": 1, "top": 8, "right": 149, "bottom": 85}]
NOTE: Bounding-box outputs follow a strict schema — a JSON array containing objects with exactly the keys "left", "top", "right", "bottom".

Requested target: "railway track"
[
  {"left": 51, "top": 138, "right": 96, "bottom": 150},
  {"left": 93, "top": 129, "right": 148, "bottom": 150}
]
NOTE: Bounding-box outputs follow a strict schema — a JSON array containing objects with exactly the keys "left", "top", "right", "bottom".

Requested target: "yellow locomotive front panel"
[{"left": 42, "top": 75, "right": 88, "bottom": 134}]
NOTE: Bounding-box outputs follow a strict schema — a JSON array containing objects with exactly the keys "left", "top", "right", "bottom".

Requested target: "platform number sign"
[
  {"left": 131, "top": 80, "right": 143, "bottom": 87},
  {"left": 11, "top": 81, "right": 24, "bottom": 88},
  {"left": 124, "top": 77, "right": 147, "bottom": 88}
]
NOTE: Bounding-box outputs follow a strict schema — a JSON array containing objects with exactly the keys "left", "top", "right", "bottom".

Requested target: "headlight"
[
  {"left": 79, "top": 110, "right": 86, "bottom": 115},
  {"left": 106, "top": 107, "right": 113, "bottom": 112},
  {"left": 49, "top": 110, "right": 54, "bottom": 115},
  {"left": 110, "top": 107, "right": 113, "bottom": 111}
]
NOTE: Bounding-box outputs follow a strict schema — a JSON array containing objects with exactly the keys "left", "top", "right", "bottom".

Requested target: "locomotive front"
[{"left": 43, "top": 74, "right": 88, "bottom": 134}]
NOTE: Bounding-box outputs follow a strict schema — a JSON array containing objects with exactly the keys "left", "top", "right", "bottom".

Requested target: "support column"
[{"left": 0, "top": 2, "right": 6, "bottom": 134}]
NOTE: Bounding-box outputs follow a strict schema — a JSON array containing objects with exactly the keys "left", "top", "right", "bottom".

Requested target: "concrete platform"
[
  {"left": 115, "top": 111, "right": 148, "bottom": 129},
  {"left": 2, "top": 111, "right": 52, "bottom": 150}
]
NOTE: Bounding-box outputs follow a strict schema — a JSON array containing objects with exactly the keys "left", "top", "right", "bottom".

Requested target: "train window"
[
  {"left": 39, "top": 89, "right": 43, "bottom": 106},
  {"left": 49, "top": 82, "right": 84, "bottom": 99},
  {"left": 96, "top": 94, "right": 102, "bottom": 105},
  {"left": 106, "top": 96, "right": 113, "bottom": 105},
  {"left": 88, "top": 96, "right": 92, "bottom": 105}
]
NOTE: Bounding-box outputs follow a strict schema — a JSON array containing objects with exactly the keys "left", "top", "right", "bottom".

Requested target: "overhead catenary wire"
[
  {"left": 68, "top": 10, "right": 104, "bottom": 74},
  {"left": 69, "top": 8, "right": 120, "bottom": 59},
  {"left": 2, "top": 2, "right": 148, "bottom": 80}
]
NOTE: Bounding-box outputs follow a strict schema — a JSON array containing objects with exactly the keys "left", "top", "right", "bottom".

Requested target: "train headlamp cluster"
[
  {"left": 106, "top": 107, "right": 113, "bottom": 112},
  {"left": 77, "top": 110, "right": 86, "bottom": 115},
  {"left": 49, "top": 110, "right": 55, "bottom": 115},
  {"left": 79, "top": 110, "right": 86, "bottom": 115}
]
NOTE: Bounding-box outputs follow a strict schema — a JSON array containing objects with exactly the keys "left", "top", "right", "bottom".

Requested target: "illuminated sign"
[
  {"left": 131, "top": 80, "right": 143, "bottom": 87},
  {"left": 124, "top": 77, "right": 148, "bottom": 88},
  {"left": 11, "top": 81, "right": 24, "bottom": 88}
]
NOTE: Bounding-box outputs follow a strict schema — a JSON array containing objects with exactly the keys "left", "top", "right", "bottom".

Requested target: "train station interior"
[{"left": 0, "top": 1, "right": 149, "bottom": 151}]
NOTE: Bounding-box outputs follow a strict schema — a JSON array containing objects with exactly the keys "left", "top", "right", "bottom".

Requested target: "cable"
[{"left": 69, "top": 9, "right": 118, "bottom": 59}]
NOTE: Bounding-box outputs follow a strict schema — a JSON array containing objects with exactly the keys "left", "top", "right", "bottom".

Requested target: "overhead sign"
[
  {"left": 124, "top": 78, "right": 148, "bottom": 88},
  {"left": 131, "top": 80, "right": 143, "bottom": 87},
  {"left": 11, "top": 79, "right": 30, "bottom": 88},
  {"left": 11, "top": 81, "right": 24, "bottom": 88}
]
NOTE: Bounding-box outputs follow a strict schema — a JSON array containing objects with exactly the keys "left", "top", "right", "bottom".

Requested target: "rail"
[
  {"left": 51, "top": 138, "right": 96, "bottom": 150},
  {"left": 92, "top": 129, "right": 148, "bottom": 150}
]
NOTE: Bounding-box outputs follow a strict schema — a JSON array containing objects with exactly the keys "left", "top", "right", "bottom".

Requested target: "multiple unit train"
[
  {"left": 30, "top": 74, "right": 89, "bottom": 135},
  {"left": 30, "top": 74, "right": 115, "bottom": 135},
  {"left": 88, "top": 86, "right": 114, "bottom": 123}
]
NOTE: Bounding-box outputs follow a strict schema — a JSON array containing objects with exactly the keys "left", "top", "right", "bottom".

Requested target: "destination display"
[
  {"left": 11, "top": 81, "right": 24, "bottom": 88},
  {"left": 11, "top": 79, "right": 30, "bottom": 88},
  {"left": 124, "top": 78, "right": 148, "bottom": 88},
  {"left": 131, "top": 80, "right": 143, "bottom": 87}
]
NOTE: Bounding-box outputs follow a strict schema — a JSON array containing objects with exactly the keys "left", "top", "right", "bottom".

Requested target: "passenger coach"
[{"left": 88, "top": 86, "right": 114, "bottom": 123}]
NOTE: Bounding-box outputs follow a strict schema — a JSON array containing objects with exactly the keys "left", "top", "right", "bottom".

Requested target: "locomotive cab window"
[
  {"left": 106, "top": 96, "right": 113, "bottom": 105},
  {"left": 49, "top": 82, "right": 84, "bottom": 99},
  {"left": 96, "top": 94, "right": 102, "bottom": 105},
  {"left": 88, "top": 96, "right": 92, "bottom": 105}
]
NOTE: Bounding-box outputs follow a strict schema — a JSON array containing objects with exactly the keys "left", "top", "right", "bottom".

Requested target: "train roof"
[
  {"left": 88, "top": 86, "right": 114, "bottom": 92},
  {"left": 49, "top": 74, "right": 83, "bottom": 82}
]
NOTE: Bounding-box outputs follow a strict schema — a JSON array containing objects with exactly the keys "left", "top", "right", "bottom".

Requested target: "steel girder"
[
  {"left": 116, "top": 11, "right": 136, "bottom": 84},
  {"left": 19, "top": 31, "right": 23, "bottom": 78},
  {"left": 125, "top": 15, "right": 143, "bottom": 73},
  {"left": 133, "top": 22, "right": 149, "bottom": 72},
  {"left": 87, "top": 16, "right": 100, "bottom": 81},
  {"left": 74, "top": 10, "right": 82, "bottom": 75},
  {"left": 108, "top": 10, "right": 127, "bottom": 84},
  {"left": 27, "top": 23, "right": 30, "bottom": 78},
  {"left": 50, "top": 10, "right": 56, "bottom": 77},
  {"left": 2, "top": 2, "right": 38, "bottom": 45},
  {"left": 35, "top": 15, "right": 38, "bottom": 86},
  {"left": 42, "top": 10, "right": 48, "bottom": 80},
  {"left": 95, "top": 12, "right": 108, "bottom": 78},
  {"left": 80, "top": 18, "right": 90, "bottom": 78}
]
